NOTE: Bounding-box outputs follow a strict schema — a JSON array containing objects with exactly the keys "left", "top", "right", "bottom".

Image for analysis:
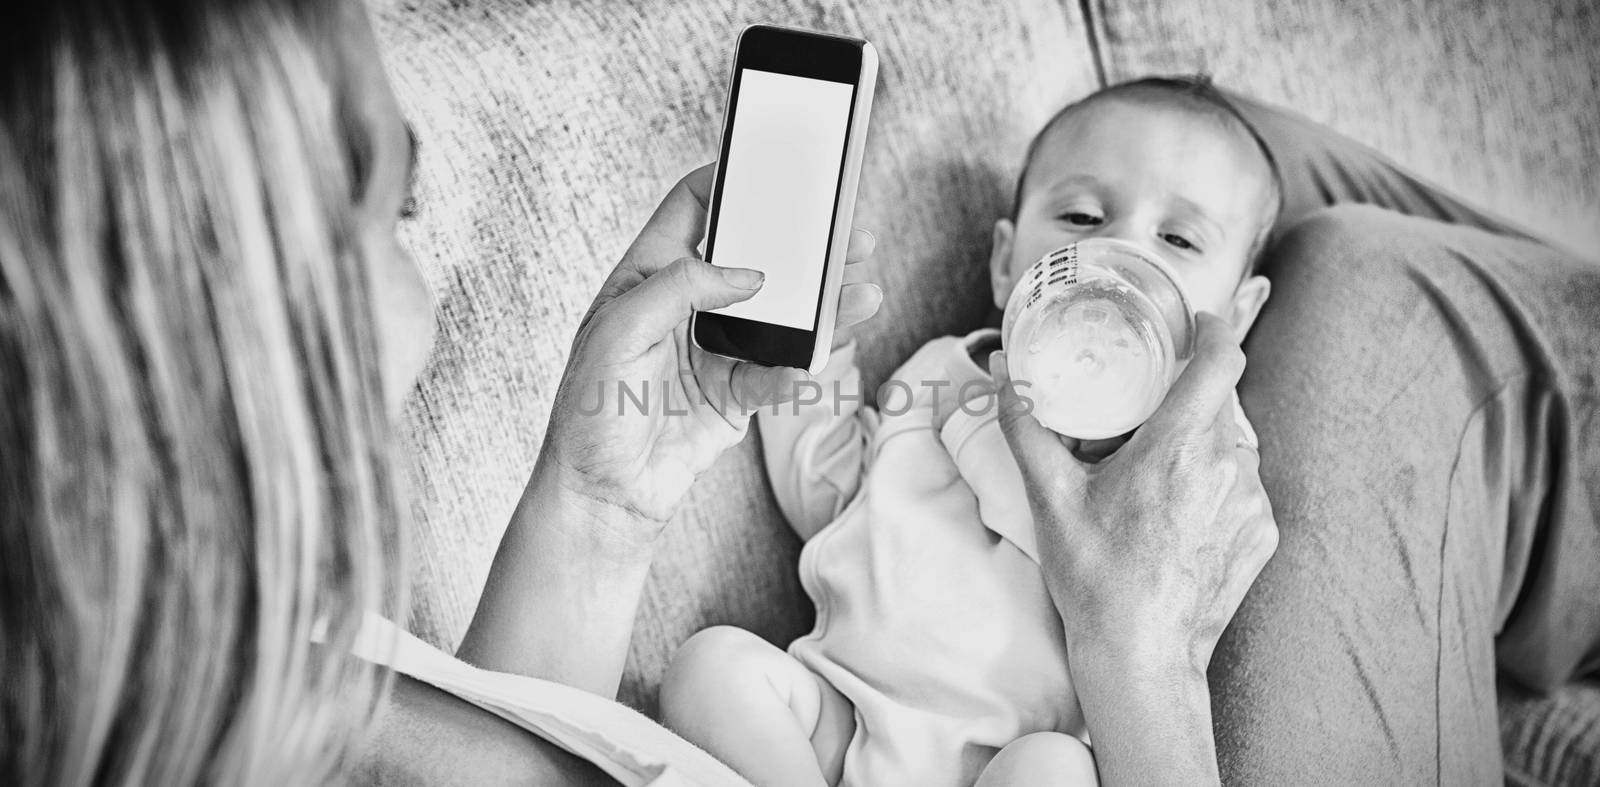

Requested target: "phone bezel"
[{"left": 692, "top": 25, "right": 868, "bottom": 372}]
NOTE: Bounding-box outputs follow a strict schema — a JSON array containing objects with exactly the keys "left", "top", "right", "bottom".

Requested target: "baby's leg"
[
  {"left": 660, "top": 626, "right": 855, "bottom": 787},
  {"left": 973, "top": 732, "right": 1098, "bottom": 787}
]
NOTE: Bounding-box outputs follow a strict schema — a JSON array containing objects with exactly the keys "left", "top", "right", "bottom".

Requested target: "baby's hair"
[{"left": 1011, "top": 74, "right": 1284, "bottom": 275}]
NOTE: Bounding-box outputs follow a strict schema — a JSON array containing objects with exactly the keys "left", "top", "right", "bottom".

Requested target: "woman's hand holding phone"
[
  {"left": 463, "top": 164, "right": 878, "bottom": 692},
  {"left": 467, "top": 25, "right": 881, "bottom": 695},
  {"left": 542, "top": 163, "right": 881, "bottom": 531}
]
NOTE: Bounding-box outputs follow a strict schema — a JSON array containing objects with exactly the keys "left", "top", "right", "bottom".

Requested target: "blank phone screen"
[{"left": 707, "top": 69, "right": 854, "bottom": 331}]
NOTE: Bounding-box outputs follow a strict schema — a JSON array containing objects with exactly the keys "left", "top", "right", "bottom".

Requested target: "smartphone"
[{"left": 691, "top": 24, "right": 878, "bottom": 374}]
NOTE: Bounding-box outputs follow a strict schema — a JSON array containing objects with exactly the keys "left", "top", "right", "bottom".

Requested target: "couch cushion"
[
  {"left": 1082, "top": 0, "right": 1600, "bottom": 256},
  {"left": 368, "top": 0, "right": 1100, "bottom": 713}
]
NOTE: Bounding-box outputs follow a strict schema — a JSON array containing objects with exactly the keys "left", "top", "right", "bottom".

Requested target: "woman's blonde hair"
[{"left": 1, "top": 0, "right": 405, "bottom": 783}]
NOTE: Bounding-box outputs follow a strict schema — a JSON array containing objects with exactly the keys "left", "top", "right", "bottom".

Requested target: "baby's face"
[{"left": 992, "top": 99, "right": 1273, "bottom": 336}]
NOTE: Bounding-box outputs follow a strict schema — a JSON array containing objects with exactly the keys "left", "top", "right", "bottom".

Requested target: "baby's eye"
[
  {"left": 1060, "top": 212, "right": 1103, "bottom": 227},
  {"left": 1161, "top": 232, "right": 1198, "bottom": 252},
  {"left": 399, "top": 195, "right": 419, "bottom": 221}
]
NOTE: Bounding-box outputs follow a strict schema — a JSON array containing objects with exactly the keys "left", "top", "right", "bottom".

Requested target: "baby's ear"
[
  {"left": 1228, "top": 274, "right": 1272, "bottom": 343},
  {"left": 989, "top": 219, "right": 1016, "bottom": 311}
]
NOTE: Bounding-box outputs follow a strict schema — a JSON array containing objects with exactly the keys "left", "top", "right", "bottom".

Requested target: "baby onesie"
[{"left": 759, "top": 329, "right": 1256, "bottom": 786}]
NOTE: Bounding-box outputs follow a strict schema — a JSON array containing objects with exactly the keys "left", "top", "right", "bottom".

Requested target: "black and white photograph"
[{"left": 3, "top": 0, "right": 1597, "bottom": 784}]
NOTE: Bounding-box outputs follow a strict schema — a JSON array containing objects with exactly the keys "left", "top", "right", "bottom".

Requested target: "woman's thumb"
[
  {"left": 989, "top": 350, "right": 1082, "bottom": 482},
  {"left": 605, "top": 257, "right": 764, "bottom": 353}
]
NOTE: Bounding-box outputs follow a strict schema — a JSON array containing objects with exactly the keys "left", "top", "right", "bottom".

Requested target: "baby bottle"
[{"left": 1001, "top": 238, "right": 1195, "bottom": 439}]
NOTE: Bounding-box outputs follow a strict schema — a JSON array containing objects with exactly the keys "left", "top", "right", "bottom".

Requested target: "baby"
[{"left": 662, "top": 76, "right": 1282, "bottom": 787}]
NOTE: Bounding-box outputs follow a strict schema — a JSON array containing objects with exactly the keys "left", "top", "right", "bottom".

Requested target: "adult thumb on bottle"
[{"left": 990, "top": 350, "right": 1084, "bottom": 483}]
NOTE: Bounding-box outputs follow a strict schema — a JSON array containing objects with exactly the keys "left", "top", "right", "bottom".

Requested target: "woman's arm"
[
  {"left": 991, "top": 314, "right": 1279, "bottom": 784},
  {"left": 456, "top": 461, "right": 662, "bottom": 699},
  {"left": 455, "top": 165, "right": 880, "bottom": 696},
  {"left": 454, "top": 165, "right": 754, "bottom": 695},
  {"left": 1068, "top": 640, "right": 1222, "bottom": 781}
]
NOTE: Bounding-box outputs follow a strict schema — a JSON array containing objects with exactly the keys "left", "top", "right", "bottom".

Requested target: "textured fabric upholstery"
[{"left": 368, "top": 0, "right": 1600, "bottom": 775}]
